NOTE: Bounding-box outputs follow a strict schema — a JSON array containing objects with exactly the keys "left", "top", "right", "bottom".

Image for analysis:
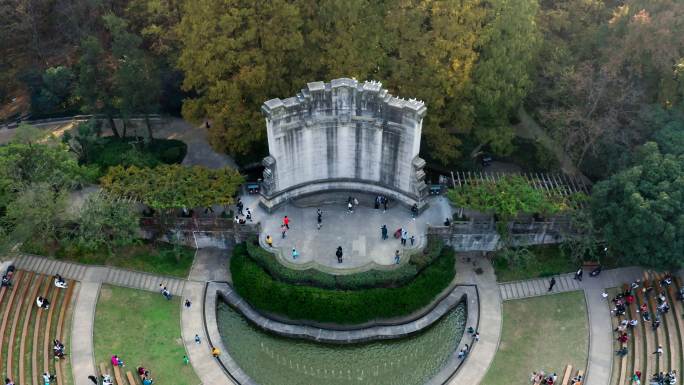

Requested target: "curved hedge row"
[
  {"left": 245, "top": 237, "right": 444, "bottom": 290},
  {"left": 231, "top": 243, "right": 455, "bottom": 324}
]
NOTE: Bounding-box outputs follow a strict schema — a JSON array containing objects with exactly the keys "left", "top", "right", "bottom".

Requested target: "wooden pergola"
[{"left": 449, "top": 170, "right": 591, "bottom": 199}]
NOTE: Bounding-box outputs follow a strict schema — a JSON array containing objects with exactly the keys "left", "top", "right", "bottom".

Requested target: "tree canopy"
[
  {"left": 591, "top": 142, "right": 684, "bottom": 269},
  {"left": 100, "top": 164, "right": 244, "bottom": 210}
]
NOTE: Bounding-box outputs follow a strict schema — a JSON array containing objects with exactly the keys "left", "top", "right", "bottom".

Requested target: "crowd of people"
[{"left": 610, "top": 274, "right": 683, "bottom": 385}]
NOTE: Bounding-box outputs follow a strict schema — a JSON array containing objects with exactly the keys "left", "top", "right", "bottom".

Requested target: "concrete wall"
[
  {"left": 260, "top": 78, "right": 428, "bottom": 210},
  {"left": 428, "top": 219, "right": 568, "bottom": 251}
]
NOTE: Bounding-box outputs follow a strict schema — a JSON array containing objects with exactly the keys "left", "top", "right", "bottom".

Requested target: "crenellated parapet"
[{"left": 259, "top": 78, "right": 428, "bottom": 212}]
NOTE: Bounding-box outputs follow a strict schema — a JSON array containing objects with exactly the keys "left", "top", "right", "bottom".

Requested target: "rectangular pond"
[{"left": 216, "top": 301, "right": 466, "bottom": 385}]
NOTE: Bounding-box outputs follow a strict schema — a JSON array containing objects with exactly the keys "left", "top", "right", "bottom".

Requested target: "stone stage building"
[{"left": 259, "top": 78, "right": 428, "bottom": 212}]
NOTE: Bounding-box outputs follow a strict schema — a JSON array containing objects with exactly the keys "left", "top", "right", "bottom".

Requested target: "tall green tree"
[
  {"left": 473, "top": 0, "right": 541, "bottom": 155},
  {"left": 104, "top": 14, "right": 161, "bottom": 141},
  {"left": 177, "top": 0, "right": 304, "bottom": 160},
  {"left": 382, "top": 0, "right": 485, "bottom": 165},
  {"left": 76, "top": 35, "right": 122, "bottom": 137},
  {"left": 72, "top": 193, "right": 139, "bottom": 252},
  {"left": 591, "top": 142, "right": 684, "bottom": 269}
]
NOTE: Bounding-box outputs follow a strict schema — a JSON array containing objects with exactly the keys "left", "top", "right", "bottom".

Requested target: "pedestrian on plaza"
[
  {"left": 236, "top": 199, "right": 243, "bottom": 216},
  {"left": 574, "top": 267, "right": 583, "bottom": 281},
  {"left": 317, "top": 208, "right": 322, "bottom": 230},
  {"left": 383, "top": 196, "right": 388, "bottom": 212},
  {"left": 374, "top": 196, "right": 380, "bottom": 210},
  {"left": 184, "top": 299, "right": 191, "bottom": 308},
  {"left": 246, "top": 208, "right": 252, "bottom": 222},
  {"left": 548, "top": 277, "right": 556, "bottom": 292},
  {"left": 194, "top": 334, "right": 201, "bottom": 344},
  {"left": 87, "top": 375, "right": 97, "bottom": 385},
  {"left": 347, "top": 201, "right": 353, "bottom": 214},
  {"left": 411, "top": 204, "right": 418, "bottom": 220},
  {"left": 281, "top": 225, "right": 287, "bottom": 239},
  {"left": 283, "top": 216, "right": 290, "bottom": 229},
  {"left": 336, "top": 246, "right": 343, "bottom": 264},
  {"left": 183, "top": 355, "right": 189, "bottom": 365},
  {"left": 654, "top": 345, "right": 663, "bottom": 356},
  {"left": 292, "top": 248, "right": 299, "bottom": 260},
  {"left": 381, "top": 225, "right": 388, "bottom": 240},
  {"left": 394, "top": 250, "right": 400, "bottom": 264},
  {"left": 473, "top": 332, "right": 480, "bottom": 342},
  {"left": 266, "top": 235, "right": 273, "bottom": 247},
  {"left": 401, "top": 229, "right": 408, "bottom": 246},
  {"left": 212, "top": 347, "right": 221, "bottom": 358},
  {"left": 410, "top": 235, "right": 415, "bottom": 246}
]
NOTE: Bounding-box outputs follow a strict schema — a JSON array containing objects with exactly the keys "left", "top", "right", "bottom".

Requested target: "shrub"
[
  {"left": 88, "top": 137, "right": 187, "bottom": 173},
  {"left": 244, "top": 236, "right": 445, "bottom": 289},
  {"left": 231, "top": 243, "right": 455, "bottom": 324}
]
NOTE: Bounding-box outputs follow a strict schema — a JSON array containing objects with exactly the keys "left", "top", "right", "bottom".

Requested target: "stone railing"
[
  {"left": 429, "top": 217, "right": 572, "bottom": 251},
  {"left": 139, "top": 217, "right": 259, "bottom": 249}
]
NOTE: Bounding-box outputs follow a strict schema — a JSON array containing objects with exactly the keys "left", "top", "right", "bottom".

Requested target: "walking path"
[
  {"left": 498, "top": 267, "right": 644, "bottom": 385},
  {"left": 181, "top": 249, "right": 235, "bottom": 385},
  {"left": 446, "top": 254, "right": 502, "bottom": 385}
]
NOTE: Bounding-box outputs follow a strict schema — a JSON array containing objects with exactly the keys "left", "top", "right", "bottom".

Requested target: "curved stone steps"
[
  {"left": 625, "top": 285, "right": 641, "bottom": 379},
  {"left": 55, "top": 281, "right": 75, "bottom": 385},
  {"left": 653, "top": 273, "right": 675, "bottom": 373},
  {"left": 17, "top": 274, "right": 43, "bottom": 384},
  {"left": 33, "top": 277, "right": 52, "bottom": 385},
  {"left": 635, "top": 283, "right": 653, "bottom": 380},
  {"left": 6, "top": 272, "right": 35, "bottom": 380},
  {"left": 44, "top": 280, "right": 61, "bottom": 373},
  {"left": 0, "top": 271, "right": 25, "bottom": 368},
  {"left": 664, "top": 276, "right": 684, "bottom": 377},
  {"left": 646, "top": 274, "right": 666, "bottom": 373},
  {"left": 643, "top": 273, "right": 660, "bottom": 377},
  {"left": 608, "top": 288, "right": 624, "bottom": 385}
]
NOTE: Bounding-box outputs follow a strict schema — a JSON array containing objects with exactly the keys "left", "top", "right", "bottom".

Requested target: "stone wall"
[
  {"left": 260, "top": 78, "right": 428, "bottom": 211},
  {"left": 428, "top": 219, "right": 569, "bottom": 251}
]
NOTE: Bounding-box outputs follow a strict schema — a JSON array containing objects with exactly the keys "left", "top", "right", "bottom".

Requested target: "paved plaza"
[{"left": 240, "top": 194, "right": 453, "bottom": 272}]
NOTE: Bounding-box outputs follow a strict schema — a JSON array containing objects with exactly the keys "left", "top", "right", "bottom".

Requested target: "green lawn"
[
  {"left": 493, "top": 244, "right": 576, "bottom": 282},
  {"left": 481, "top": 291, "right": 589, "bottom": 385},
  {"left": 93, "top": 286, "right": 199, "bottom": 385}
]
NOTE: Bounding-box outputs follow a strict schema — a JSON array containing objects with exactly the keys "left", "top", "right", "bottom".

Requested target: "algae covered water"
[{"left": 216, "top": 301, "right": 466, "bottom": 385}]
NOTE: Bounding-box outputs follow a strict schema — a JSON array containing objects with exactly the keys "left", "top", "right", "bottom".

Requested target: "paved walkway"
[
  {"left": 446, "top": 254, "right": 503, "bottom": 385},
  {"left": 241, "top": 194, "right": 453, "bottom": 272},
  {"left": 182, "top": 250, "right": 237, "bottom": 385}
]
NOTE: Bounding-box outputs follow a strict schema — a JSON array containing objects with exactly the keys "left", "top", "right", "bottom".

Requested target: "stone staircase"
[
  {"left": 498, "top": 272, "right": 582, "bottom": 300},
  {"left": 13, "top": 254, "right": 186, "bottom": 296},
  {"left": 13, "top": 254, "right": 88, "bottom": 281}
]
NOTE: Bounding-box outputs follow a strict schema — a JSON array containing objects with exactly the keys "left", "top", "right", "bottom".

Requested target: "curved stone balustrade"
[{"left": 210, "top": 282, "right": 478, "bottom": 344}]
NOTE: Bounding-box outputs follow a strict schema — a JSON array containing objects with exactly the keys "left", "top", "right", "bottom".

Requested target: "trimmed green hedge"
[
  {"left": 245, "top": 236, "right": 444, "bottom": 289},
  {"left": 231, "top": 243, "right": 455, "bottom": 324},
  {"left": 89, "top": 137, "right": 187, "bottom": 172}
]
